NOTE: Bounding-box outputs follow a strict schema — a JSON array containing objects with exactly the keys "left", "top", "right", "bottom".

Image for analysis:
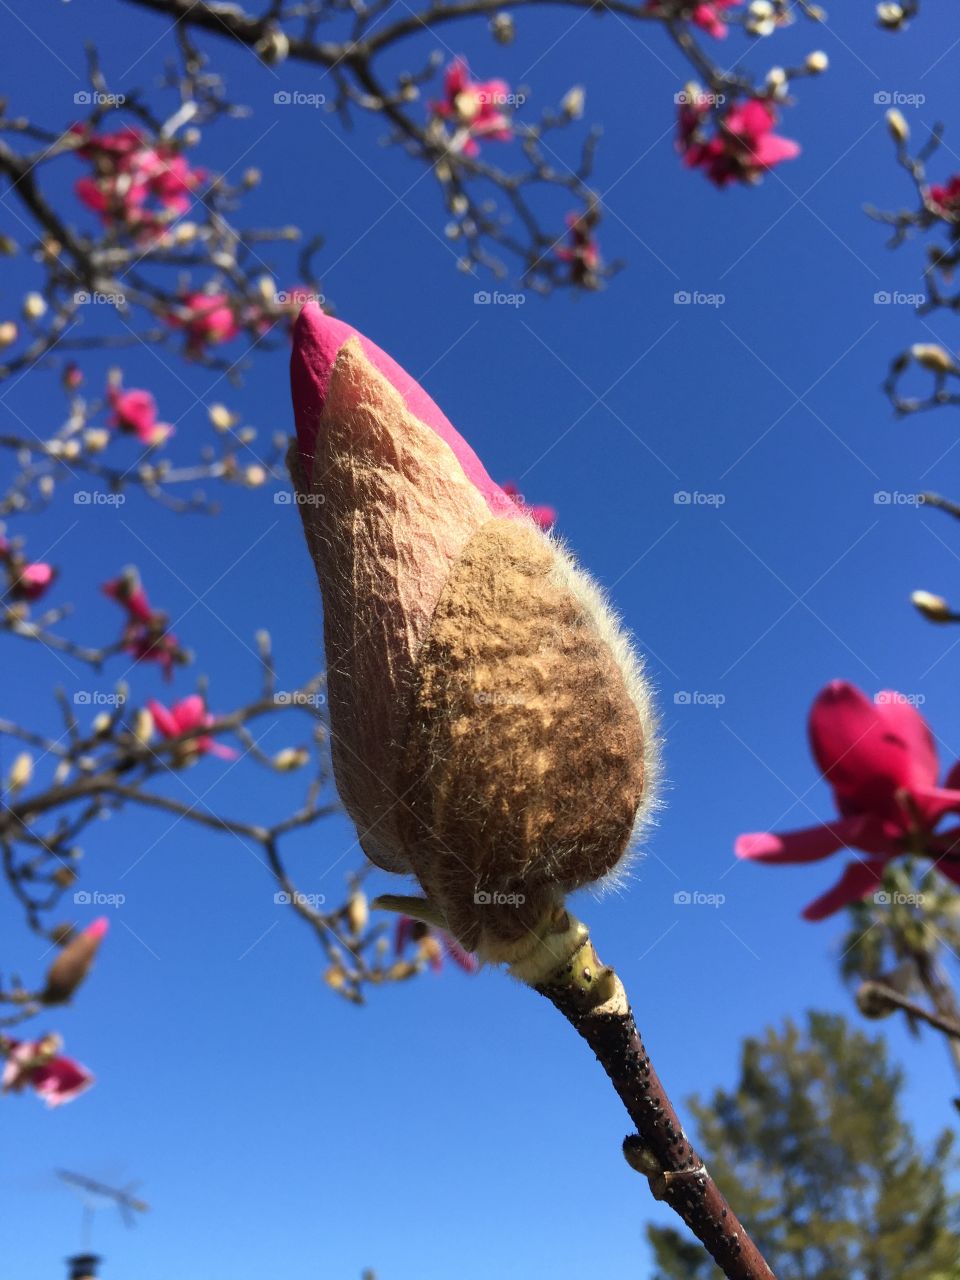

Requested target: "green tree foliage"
[{"left": 647, "top": 1012, "right": 960, "bottom": 1280}]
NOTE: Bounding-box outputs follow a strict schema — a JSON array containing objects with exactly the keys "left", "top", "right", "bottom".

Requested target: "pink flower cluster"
[
  {"left": 431, "top": 58, "right": 514, "bottom": 156},
  {"left": 2, "top": 1034, "right": 94, "bottom": 1107},
  {"left": 737, "top": 680, "right": 960, "bottom": 919},
  {"left": 72, "top": 123, "right": 205, "bottom": 234},
  {"left": 148, "top": 694, "right": 238, "bottom": 761},
  {"left": 102, "top": 570, "right": 188, "bottom": 680},
  {"left": 1, "top": 537, "right": 56, "bottom": 604},
  {"left": 678, "top": 94, "right": 800, "bottom": 186},
  {"left": 646, "top": 0, "right": 741, "bottom": 38},
  {"left": 108, "top": 380, "right": 173, "bottom": 447},
  {"left": 166, "top": 291, "right": 241, "bottom": 356},
  {"left": 556, "top": 211, "right": 602, "bottom": 288},
  {"left": 930, "top": 175, "right": 960, "bottom": 219}
]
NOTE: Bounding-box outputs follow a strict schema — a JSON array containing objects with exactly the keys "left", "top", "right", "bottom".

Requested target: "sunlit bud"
[
  {"left": 561, "top": 86, "right": 586, "bottom": 119},
  {"left": 39, "top": 475, "right": 55, "bottom": 499},
  {"left": 237, "top": 426, "right": 257, "bottom": 444},
  {"left": 92, "top": 712, "right": 112, "bottom": 736},
  {"left": 886, "top": 108, "right": 909, "bottom": 144},
  {"left": 0, "top": 235, "right": 17, "bottom": 255},
  {"left": 765, "top": 66, "right": 788, "bottom": 96},
  {"left": 876, "top": 1, "right": 905, "bottom": 28},
  {"left": 910, "top": 342, "right": 955, "bottom": 373},
  {"left": 23, "top": 293, "right": 46, "bottom": 321},
  {"left": 490, "top": 11, "right": 515, "bottom": 43},
  {"left": 208, "top": 403, "right": 236, "bottom": 431},
  {"left": 8, "top": 752, "right": 33, "bottom": 793},
  {"left": 61, "top": 439, "right": 81, "bottom": 461},
  {"left": 244, "top": 464, "right": 268, "bottom": 487},
  {"left": 132, "top": 708, "right": 154, "bottom": 742},
  {"left": 173, "top": 222, "right": 199, "bottom": 245},
  {"left": 83, "top": 428, "right": 110, "bottom": 454},
  {"left": 273, "top": 746, "right": 309, "bottom": 771},
  {"left": 0, "top": 321, "right": 18, "bottom": 348},
  {"left": 242, "top": 167, "right": 262, "bottom": 187},
  {"left": 911, "top": 589, "right": 953, "bottom": 622},
  {"left": 324, "top": 966, "right": 347, "bottom": 991},
  {"left": 346, "top": 891, "right": 369, "bottom": 935},
  {"left": 386, "top": 960, "right": 419, "bottom": 981},
  {"left": 183, "top": 127, "right": 201, "bottom": 147},
  {"left": 256, "top": 26, "right": 289, "bottom": 63},
  {"left": 257, "top": 275, "right": 276, "bottom": 306},
  {"left": 451, "top": 194, "right": 469, "bottom": 216},
  {"left": 805, "top": 50, "right": 829, "bottom": 73},
  {"left": 52, "top": 866, "right": 78, "bottom": 890},
  {"left": 856, "top": 981, "right": 895, "bottom": 1018}
]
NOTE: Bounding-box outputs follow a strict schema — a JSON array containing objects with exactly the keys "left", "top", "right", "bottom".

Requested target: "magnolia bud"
[
  {"left": 910, "top": 342, "right": 955, "bottom": 373},
  {"left": 132, "top": 708, "right": 154, "bottom": 742},
  {"left": 0, "top": 321, "right": 18, "bottom": 348},
  {"left": 876, "top": 1, "right": 905, "bottom": 28},
  {"left": 23, "top": 292, "right": 47, "bottom": 321},
  {"left": 346, "top": 891, "right": 369, "bottom": 935},
  {"left": 886, "top": 108, "right": 910, "bottom": 145},
  {"left": 83, "top": 428, "right": 110, "bottom": 454},
  {"left": 805, "top": 50, "right": 829, "bottom": 73},
  {"left": 490, "top": 11, "right": 515, "bottom": 43},
  {"left": 288, "top": 307, "right": 657, "bottom": 963},
  {"left": 244, "top": 464, "right": 268, "bottom": 487},
  {"left": 911, "top": 589, "right": 953, "bottom": 622},
  {"left": 41, "top": 917, "right": 109, "bottom": 1005},
  {"left": 208, "top": 403, "right": 236, "bottom": 431},
  {"left": 561, "top": 86, "right": 586, "bottom": 120},
  {"left": 8, "top": 752, "right": 33, "bottom": 793},
  {"left": 273, "top": 746, "right": 309, "bottom": 771}
]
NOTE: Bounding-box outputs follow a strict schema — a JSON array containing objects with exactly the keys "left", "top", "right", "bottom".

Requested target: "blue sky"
[{"left": 3, "top": 2, "right": 960, "bottom": 1277}]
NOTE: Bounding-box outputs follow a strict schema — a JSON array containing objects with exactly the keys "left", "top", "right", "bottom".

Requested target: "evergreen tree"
[{"left": 647, "top": 1012, "right": 960, "bottom": 1280}]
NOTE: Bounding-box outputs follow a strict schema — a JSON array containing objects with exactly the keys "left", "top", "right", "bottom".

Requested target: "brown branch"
[{"left": 534, "top": 926, "right": 775, "bottom": 1280}]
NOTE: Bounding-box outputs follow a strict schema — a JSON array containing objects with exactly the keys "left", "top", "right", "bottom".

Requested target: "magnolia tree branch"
[
  {"left": 529, "top": 918, "right": 776, "bottom": 1280},
  {"left": 118, "top": 0, "right": 829, "bottom": 288}
]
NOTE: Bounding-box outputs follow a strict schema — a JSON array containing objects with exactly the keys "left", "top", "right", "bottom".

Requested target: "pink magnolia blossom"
[
  {"left": 394, "top": 915, "right": 479, "bottom": 973},
  {"left": 556, "top": 210, "right": 602, "bottom": 287},
  {"left": 501, "top": 482, "right": 557, "bottom": 530},
  {"left": 690, "top": 0, "right": 741, "bottom": 38},
  {"left": 102, "top": 573, "right": 186, "bottom": 680},
  {"left": 107, "top": 384, "right": 174, "bottom": 447},
  {"left": 930, "top": 176, "right": 960, "bottom": 218},
  {"left": 431, "top": 58, "right": 514, "bottom": 156},
  {"left": 72, "top": 123, "right": 205, "bottom": 229},
  {"left": 147, "top": 694, "right": 238, "bottom": 760},
  {"left": 680, "top": 97, "right": 800, "bottom": 186},
  {"left": 0, "top": 537, "right": 56, "bottom": 603},
  {"left": 167, "top": 292, "right": 241, "bottom": 354},
  {"left": 736, "top": 680, "right": 960, "bottom": 919},
  {"left": 1, "top": 1034, "right": 94, "bottom": 1106}
]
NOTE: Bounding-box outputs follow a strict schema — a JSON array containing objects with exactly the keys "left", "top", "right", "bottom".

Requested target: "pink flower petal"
[
  {"left": 801, "top": 859, "right": 887, "bottom": 921},
  {"left": 290, "top": 305, "right": 520, "bottom": 521}
]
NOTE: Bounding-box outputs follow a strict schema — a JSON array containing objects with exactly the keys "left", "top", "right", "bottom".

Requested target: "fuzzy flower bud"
[
  {"left": 288, "top": 306, "right": 657, "bottom": 962},
  {"left": 911, "top": 589, "right": 953, "bottom": 622},
  {"left": 41, "top": 917, "right": 109, "bottom": 1005}
]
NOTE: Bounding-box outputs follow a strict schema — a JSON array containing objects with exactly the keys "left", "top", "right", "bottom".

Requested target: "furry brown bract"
[
  {"left": 398, "top": 518, "right": 648, "bottom": 960},
  {"left": 289, "top": 311, "right": 659, "bottom": 960}
]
